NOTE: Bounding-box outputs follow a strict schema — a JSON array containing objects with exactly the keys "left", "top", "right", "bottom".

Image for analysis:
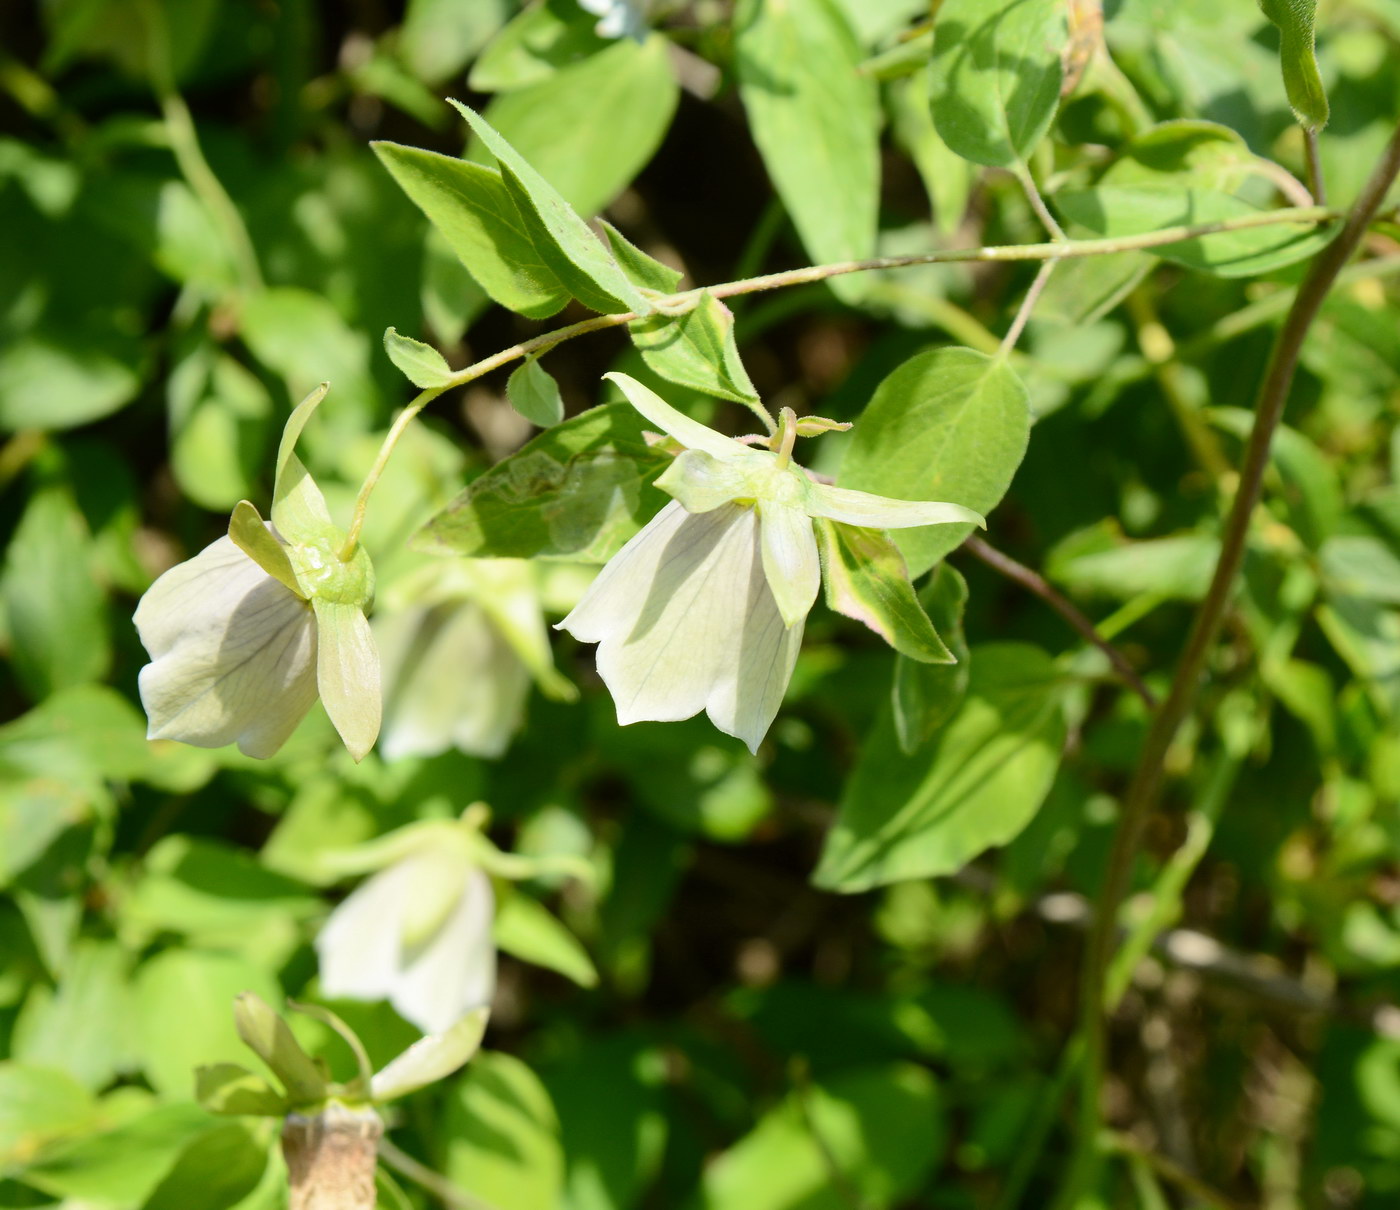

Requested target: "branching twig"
[{"left": 962, "top": 536, "right": 1158, "bottom": 709}]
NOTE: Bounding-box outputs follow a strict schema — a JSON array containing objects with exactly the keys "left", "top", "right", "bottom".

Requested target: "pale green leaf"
[
  {"left": 600, "top": 219, "right": 684, "bottom": 292},
  {"left": 383, "top": 327, "right": 454, "bottom": 388},
  {"left": 194, "top": 1063, "right": 289, "bottom": 1116},
  {"left": 735, "top": 0, "right": 879, "bottom": 303},
  {"left": 839, "top": 348, "right": 1030, "bottom": 576},
  {"left": 373, "top": 143, "right": 570, "bottom": 320},
  {"left": 231, "top": 992, "right": 328, "bottom": 1107},
  {"left": 450, "top": 99, "right": 649, "bottom": 314},
  {"left": 0, "top": 1062, "right": 96, "bottom": 1167},
  {"left": 507, "top": 358, "right": 566, "bottom": 428}
]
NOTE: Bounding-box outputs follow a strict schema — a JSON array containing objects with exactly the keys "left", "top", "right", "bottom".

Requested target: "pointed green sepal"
[
  {"left": 312, "top": 599, "right": 382, "bottom": 762},
  {"left": 228, "top": 501, "right": 304, "bottom": 596},
  {"left": 233, "top": 992, "right": 329, "bottom": 1107},
  {"left": 369, "top": 1007, "right": 490, "bottom": 1103},
  {"left": 605, "top": 372, "right": 739, "bottom": 460},
  {"left": 272, "top": 382, "right": 334, "bottom": 540}
]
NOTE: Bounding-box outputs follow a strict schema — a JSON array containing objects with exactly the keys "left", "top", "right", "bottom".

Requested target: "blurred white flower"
[
  {"left": 134, "top": 385, "right": 381, "bottom": 761},
  {"left": 558, "top": 373, "right": 983, "bottom": 752},
  {"left": 375, "top": 559, "right": 574, "bottom": 761},
  {"left": 317, "top": 849, "right": 496, "bottom": 1036},
  {"left": 578, "top": 0, "right": 648, "bottom": 40}
]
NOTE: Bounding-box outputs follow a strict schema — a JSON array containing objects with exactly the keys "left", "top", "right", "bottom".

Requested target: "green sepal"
[
  {"left": 312, "top": 599, "right": 381, "bottom": 763},
  {"left": 814, "top": 519, "right": 956, "bottom": 664},
  {"left": 228, "top": 500, "right": 303, "bottom": 597},
  {"left": 232, "top": 992, "right": 328, "bottom": 1108},
  {"left": 448, "top": 100, "right": 649, "bottom": 315},
  {"left": 413, "top": 403, "right": 670, "bottom": 563},
  {"left": 506, "top": 358, "right": 565, "bottom": 428},
  {"left": 1258, "top": 0, "right": 1329, "bottom": 130},
  {"left": 271, "top": 382, "right": 334, "bottom": 541},
  {"left": 195, "top": 1062, "right": 292, "bottom": 1117},
  {"left": 370, "top": 1008, "right": 490, "bottom": 1104},
  {"left": 384, "top": 327, "right": 454, "bottom": 388},
  {"left": 629, "top": 291, "right": 761, "bottom": 406}
]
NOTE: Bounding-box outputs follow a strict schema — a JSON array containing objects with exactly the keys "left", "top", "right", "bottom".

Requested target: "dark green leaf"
[
  {"left": 415, "top": 403, "right": 670, "bottom": 562},
  {"left": 893, "top": 563, "right": 971, "bottom": 754},
  {"left": 816, "top": 643, "right": 1067, "bottom": 891},
  {"left": 928, "top": 0, "right": 1068, "bottom": 169}
]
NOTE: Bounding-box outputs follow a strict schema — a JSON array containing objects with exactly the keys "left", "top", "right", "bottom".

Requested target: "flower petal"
[
  {"left": 228, "top": 501, "right": 302, "bottom": 596},
  {"left": 369, "top": 1006, "right": 489, "bottom": 1103},
  {"left": 758, "top": 501, "right": 820, "bottom": 630},
  {"left": 558, "top": 501, "right": 800, "bottom": 752},
  {"left": 315, "top": 858, "right": 418, "bottom": 1002},
  {"left": 392, "top": 868, "right": 496, "bottom": 1035},
  {"left": 604, "top": 372, "right": 745, "bottom": 460},
  {"left": 805, "top": 482, "right": 985, "bottom": 530},
  {"left": 271, "top": 383, "right": 334, "bottom": 541},
  {"left": 313, "top": 600, "right": 382, "bottom": 762},
  {"left": 135, "top": 536, "right": 318, "bottom": 758}
]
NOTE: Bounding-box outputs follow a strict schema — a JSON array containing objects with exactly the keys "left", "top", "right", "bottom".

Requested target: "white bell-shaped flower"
[
  {"left": 317, "top": 848, "right": 496, "bottom": 1036},
  {"left": 558, "top": 374, "right": 984, "bottom": 752},
  {"left": 135, "top": 385, "right": 381, "bottom": 761},
  {"left": 578, "top": 0, "right": 648, "bottom": 40}
]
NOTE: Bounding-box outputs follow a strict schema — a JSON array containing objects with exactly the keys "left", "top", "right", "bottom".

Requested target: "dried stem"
[
  {"left": 282, "top": 1103, "right": 383, "bottom": 1210},
  {"left": 963, "top": 536, "right": 1157, "bottom": 709}
]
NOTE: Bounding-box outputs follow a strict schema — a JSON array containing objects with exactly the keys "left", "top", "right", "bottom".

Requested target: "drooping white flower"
[
  {"left": 557, "top": 373, "right": 984, "bottom": 752},
  {"left": 578, "top": 0, "right": 648, "bottom": 41},
  {"left": 375, "top": 558, "right": 575, "bottom": 761},
  {"left": 135, "top": 384, "right": 381, "bottom": 761},
  {"left": 318, "top": 848, "right": 496, "bottom": 1036}
]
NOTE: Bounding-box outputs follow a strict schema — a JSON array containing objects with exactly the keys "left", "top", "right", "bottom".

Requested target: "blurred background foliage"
[{"left": 4, "top": 0, "right": 1400, "bottom": 1207}]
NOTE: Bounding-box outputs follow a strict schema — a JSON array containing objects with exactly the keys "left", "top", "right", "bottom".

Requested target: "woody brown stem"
[{"left": 282, "top": 1103, "right": 384, "bottom": 1210}]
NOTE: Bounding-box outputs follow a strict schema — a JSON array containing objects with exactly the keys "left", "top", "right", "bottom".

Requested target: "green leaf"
[
  {"left": 1321, "top": 537, "right": 1400, "bottom": 606},
  {"left": 141, "top": 1119, "right": 270, "bottom": 1210},
  {"left": 194, "top": 1063, "right": 289, "bottom": 1116},
  {"left": 696, "top": 1064, "right": 946, "bottom": 1210},
  {"left": 839, "top": 348, "right": 1031, "bottom": 577},
  {"left": 1, "top": 476, "right": 110, "bottom": 700},
  {"left": 384, "top": 327, "right": 455, "bottom": 388},
  {"left": 475, "top": 35, "right": 679, "bottom": 220},
  {"left": 133, "top": 949, "right": 283, "bottom": 1099},
  {"left": 443, "top": 1051, "right": 564, "bottom": 1210},
  {"left": 494, "top": 892, "right": 599, "bottom": 988},
  {"left": 507, "top": 358, "right": 566, "bottom": 428},
  {"left": 469, "top": 0, "right": 610, "bottom": 93},
  {"left": 1259, "top": 0, "right": 1329, "bottom": 128},
  {"left": 816, "top": 643, "right": 1067, "bottom": 892},
  {"left": 449, "top": 100, "right": 649, "bottom": 315},
  {"left": 0, "top": 333, "right": 144, "bottom": 432},
  {"left": 0, "top": 1062, "right": 96, "bottom": 1166},
  {"left": 1046, "top": 526, "right": 1220, "bottom": 601},
  {"left": 20, "top": 1102, "right": 214, "bottom": 1204},
  {"left": 629, "top": 291, "right": 760, "bottom": 405},
  {"left": 399, "top": 0, "right": 513, "bottom": 84},
  {"left": 168, "top": 345, "right": 273, "bottom": 512},
  {"left": 893, "top": 563, "right": 971, "bottom": 754},
  {"left": 231, "top": 991, "right": 328, "bottom": 1107},
  {"left": 600, "top": 220, "right": 684, "bottom": 292},
  {"left": 415, "top": 403, "right": 670, "bottom": 563},
  {"left": 371, "top": 1007, "right": 489, "bottom": 1103},
  {"left": 928, "top": 0, "right": 1068, "bottom": 169},
  {"left": 372, "top": 143, "right": 571, "bottom": 319},
  {"left": 735, "top": 0, "right": 879, "bottom": 304},
  {"left": 814, "top": 520, "right": 955, "bottom": 664}
]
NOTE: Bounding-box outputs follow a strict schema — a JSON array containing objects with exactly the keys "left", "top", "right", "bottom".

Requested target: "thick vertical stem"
[
  {"left": 282, "top": 1103, "right": 384, "bottom": 1210},
  {"left": 1068, "top": 121, "right": 1400, "bottom": 1192}
]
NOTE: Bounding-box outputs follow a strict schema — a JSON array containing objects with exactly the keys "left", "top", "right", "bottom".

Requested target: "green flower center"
[{"left": 288, "top": 537, "right": 375, "bottom": 607}]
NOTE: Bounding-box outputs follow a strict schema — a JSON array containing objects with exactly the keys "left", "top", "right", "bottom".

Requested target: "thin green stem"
[
  {"left": 1063, "top": 120, "right": 1400, "bottom": 1206},
  {"left": 1305, "top": 126, "right": 1327, "bottom": 207},
  {"left": 138, "top": 0, "right": 263, "bottom": 295},
  {"left": 1015, "top": 163, "right": 1068, "bottom": 242},
  {"left": 998, "top": 259, "right": 1059, "bottom": 357},
  {"left": 340, "top": 204, "right": 1339, "bottom": 557},
  {"left": 377, "top": 1138, "right": 499, "bottom": 1210}
]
